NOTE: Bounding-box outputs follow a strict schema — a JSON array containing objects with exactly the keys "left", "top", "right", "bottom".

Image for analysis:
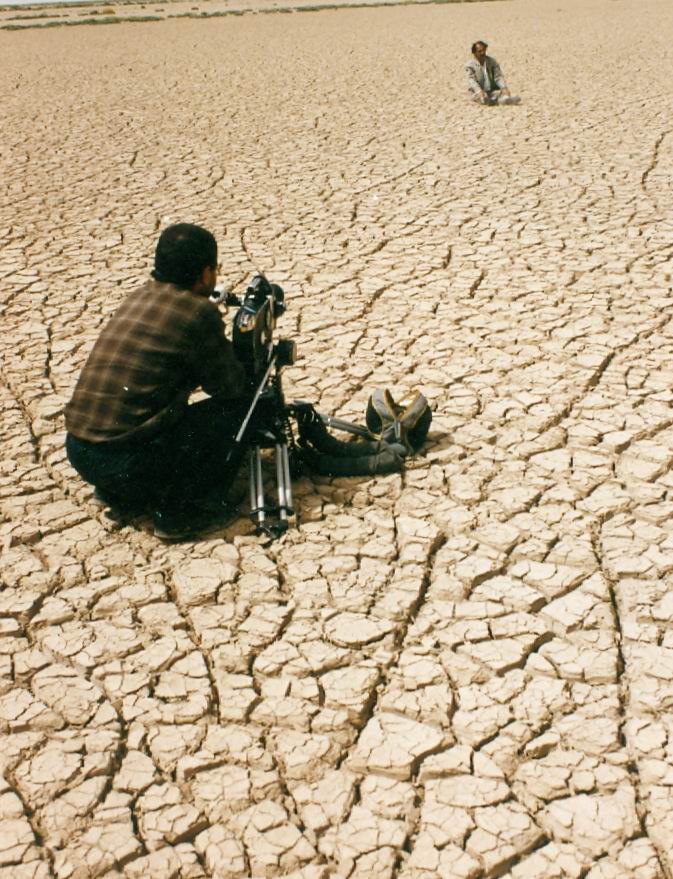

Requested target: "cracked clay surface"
[{"left": 2, "top": 0, "right": 673, "bottom": 875}]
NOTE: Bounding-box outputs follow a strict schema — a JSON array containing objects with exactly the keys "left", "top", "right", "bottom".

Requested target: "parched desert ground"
[
  {"left": 2, "top": 0, "right": 673, "bottom": 876},
  {"left": 0, "top": 0, "right": 448, "bottom": 30}
]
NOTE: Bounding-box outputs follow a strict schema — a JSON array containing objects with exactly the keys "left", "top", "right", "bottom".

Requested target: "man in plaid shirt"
[{"left": 65, "top": 224, "right": 251, "bottom": 539}]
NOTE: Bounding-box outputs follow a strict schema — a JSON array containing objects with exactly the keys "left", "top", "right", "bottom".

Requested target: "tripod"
[
  {"left": 232, "top": 346, "right": 374, "bottom": 539},
  {"left": 244, "top": 352, "right": 295, "bottom": 538}
]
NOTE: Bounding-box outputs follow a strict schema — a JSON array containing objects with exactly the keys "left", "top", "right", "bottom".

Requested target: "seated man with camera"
[
  {"left": 66, "top": 223, "right": 429, "bottom": 541},
  {"left": 65, "top": 223, "right": 252, "bottom": 540}
]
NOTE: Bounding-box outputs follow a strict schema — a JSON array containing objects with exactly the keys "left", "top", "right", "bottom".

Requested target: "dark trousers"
[{"left": 66, "top": 396, "right": 250, "bottom": 515}]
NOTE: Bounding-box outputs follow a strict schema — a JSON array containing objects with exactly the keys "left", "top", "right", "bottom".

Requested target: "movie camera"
[{"left": 228, "top": 275, "right": 296, "bottom": 378}]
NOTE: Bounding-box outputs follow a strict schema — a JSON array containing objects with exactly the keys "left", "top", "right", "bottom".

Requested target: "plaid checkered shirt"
[{"left": 65, "top": 279, "right": 247, "bottom": 444}]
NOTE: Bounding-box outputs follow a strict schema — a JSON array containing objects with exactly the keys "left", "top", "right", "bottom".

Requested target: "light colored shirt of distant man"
[{"left": 466, "top": 40, "right": 520, "bottom": 105}]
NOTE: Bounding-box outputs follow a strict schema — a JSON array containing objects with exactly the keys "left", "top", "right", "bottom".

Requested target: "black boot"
[{"left": 299, "top": 442, "right": 404, "bottom": 477}]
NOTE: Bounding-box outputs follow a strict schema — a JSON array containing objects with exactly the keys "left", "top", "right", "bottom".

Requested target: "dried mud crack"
[{"left": 2, "top": 0, "right": 673, "bottom": 876}]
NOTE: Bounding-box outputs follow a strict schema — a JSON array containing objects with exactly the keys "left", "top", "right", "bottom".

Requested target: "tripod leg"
[
  {"left": 249, "top": 447, "right": 256, "bottom": 514},
  {"left": 275, "top": 443, "right": 288, "bottom": 522},
  {"left": 291, "top": 401, "right": 373, "bottom": 439},
  {"left": 250, "top": 446, "right": 266, "bottom": 528},
  {"left": 318, "top": 413, "right": 373, "bottom": 438},
  {"left": 281, "top": 444, "right": 293, "bottom": 514}
]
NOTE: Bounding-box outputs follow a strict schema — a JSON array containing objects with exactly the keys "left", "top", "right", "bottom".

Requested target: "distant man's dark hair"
[
  {"left": 471, "top": 40, "right": 488, "bottom": 54},
  {"left": 152, "top": 223, "right": 217, "bottom": 288}
]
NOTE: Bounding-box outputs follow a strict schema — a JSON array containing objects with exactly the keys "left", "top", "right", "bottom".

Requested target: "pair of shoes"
[{"left": 152, "top": 502, "right": 239, "bottom": 542}]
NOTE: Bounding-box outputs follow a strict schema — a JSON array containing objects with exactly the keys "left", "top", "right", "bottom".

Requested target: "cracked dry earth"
[{"left": 2, "top": 0, "right": 673, "bottom": 876}]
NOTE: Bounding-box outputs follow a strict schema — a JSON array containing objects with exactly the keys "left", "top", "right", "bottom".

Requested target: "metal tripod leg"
[
  {"left": 275, "top": 443, "right": 287, "bottom": 524},
  {"left": 291, "top": 402, "right": 373, "bottom": 439},
  {"left": 289, "top": 401, "right": 373, "bottom": 440},
  {"left": 281, "top": 444, "right": 293, "bottom": 515},
  {"left": 275, "top": 443, "right": 293, "bottom": 524},
  {"left": 249, "top": 446, "right": 266, "bottom": 530},
  {"left": 249, "top": 441, "right": 294, "bottom": 537},
  {"left": 273, "top": 442, "right": 292, "bottom": 535},
  {"left": 318, "top": 413, "right": 373, "bottom": 438}
]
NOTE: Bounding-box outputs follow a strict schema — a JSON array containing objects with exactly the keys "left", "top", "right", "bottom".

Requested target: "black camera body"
[{"left": 230, "top": 275, "right": 296, "bottom": 377}]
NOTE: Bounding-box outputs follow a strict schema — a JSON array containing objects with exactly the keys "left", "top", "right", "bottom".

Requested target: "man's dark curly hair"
[
  {"left": 152, "top": 223, "right": 217, "bottom": 288},
  {"left": 471, "top": 40, "right": 488, "bottom": 54}
]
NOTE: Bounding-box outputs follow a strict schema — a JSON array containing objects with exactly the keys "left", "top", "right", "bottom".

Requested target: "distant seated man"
[
  {"left": 65, "top": 223, "right": 251, "bottom": 540},
  {"left": 466, "top": 40, "right": 521, "bottom": 105}
]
